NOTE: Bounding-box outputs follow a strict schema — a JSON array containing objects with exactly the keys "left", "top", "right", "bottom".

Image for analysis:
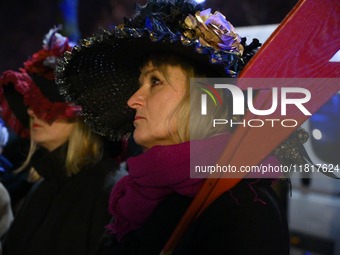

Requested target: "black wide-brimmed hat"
[{"left": 55, "top": 0, "right": 260, "bottom": 140}]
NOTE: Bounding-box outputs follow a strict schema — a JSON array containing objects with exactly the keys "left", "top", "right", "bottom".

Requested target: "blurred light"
[
  {"left": 312, "top": 129, "right": 322, "bottom": 140},
  {"left": 194, "top": 0, "right": 206, "bottom": 3},
  {"left": 309, "top": 94, "right": 340, "bottom": 164},
  {"left": 59, "top": 0, "right": 81, "bottom": 42}
]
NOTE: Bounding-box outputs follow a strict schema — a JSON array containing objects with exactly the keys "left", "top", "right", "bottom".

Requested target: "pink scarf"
[{"left": 107, "top": 134, "right": 280, "bottom": 240}]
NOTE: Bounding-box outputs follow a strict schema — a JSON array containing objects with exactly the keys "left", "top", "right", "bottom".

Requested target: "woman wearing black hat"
[
  {"left": 54, "top": 1, "right": 308, "bottom": 254},
  {"left": 0, "top": 27, "right": 128, "bottom": 255}
]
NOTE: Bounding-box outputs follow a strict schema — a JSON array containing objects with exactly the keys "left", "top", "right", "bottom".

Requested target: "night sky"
[{"left": 0, "top": 0, "right": 298, "bottom": 74}]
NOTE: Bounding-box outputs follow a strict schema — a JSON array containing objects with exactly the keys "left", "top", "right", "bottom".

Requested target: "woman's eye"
[{"left": 150, "top": 76, "right": 162, "bottom": 87}]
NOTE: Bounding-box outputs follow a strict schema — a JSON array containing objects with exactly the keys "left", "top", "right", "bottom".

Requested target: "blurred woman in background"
[{"left": 0, "top": 27, "right": 128, "bottom": 255}]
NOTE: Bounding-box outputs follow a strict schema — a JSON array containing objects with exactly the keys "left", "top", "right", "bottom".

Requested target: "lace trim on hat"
[{"left": 24, "top": 80, "right": 81, "bottom": 123}]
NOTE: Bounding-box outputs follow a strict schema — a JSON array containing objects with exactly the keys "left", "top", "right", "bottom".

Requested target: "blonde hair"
[
  {"left": 145, "top": 53, "right": 232, "bottom": 144},
  {"left": 16, "top": 117, "right": 103, "bottom": 181}
]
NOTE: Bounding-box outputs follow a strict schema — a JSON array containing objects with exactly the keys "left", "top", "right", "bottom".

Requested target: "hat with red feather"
[{"left": 0, "top": 26, "right": 81, "bottom": 139}]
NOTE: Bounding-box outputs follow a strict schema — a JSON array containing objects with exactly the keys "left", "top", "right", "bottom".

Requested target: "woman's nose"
[
  {"left": 27, "top": 108, "right": 35, "bottom": 117},
  {"left": 127, "top": 88, "right": 145, "bottom": 109}
]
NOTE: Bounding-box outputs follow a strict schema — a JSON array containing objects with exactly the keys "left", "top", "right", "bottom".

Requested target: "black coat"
[
  {"left": 100, "top": 179, "right": 289, "bottom": 255},
  {"left": 3, "top": 146, "right": 120, "bottom": 255}
]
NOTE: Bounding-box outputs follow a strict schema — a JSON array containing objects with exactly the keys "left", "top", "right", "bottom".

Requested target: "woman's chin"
[
  {"left": 133, "top": 134, "right": 147, "bottom": 148},
  {"left": 32, "top": 135, "right": 44, "bottom": 145}
]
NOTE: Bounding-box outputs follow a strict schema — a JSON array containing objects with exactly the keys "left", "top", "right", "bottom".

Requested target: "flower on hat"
[
  {"left": 20, "top": 26, "right": 73, "bottom": 80},
  {"left": 42, "top": 27, "right": 70, "bottom": 54},
  {"left": 182, "top": 8, "right": 244, "bottom": 54}
]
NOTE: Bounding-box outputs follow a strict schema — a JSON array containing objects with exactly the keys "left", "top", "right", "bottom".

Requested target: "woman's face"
[
  {"left": 27, "top": 108, "right": 74, "bottom": 152},
  {"left": 127, "top": 61, "right": 187, "bottom": 149}
]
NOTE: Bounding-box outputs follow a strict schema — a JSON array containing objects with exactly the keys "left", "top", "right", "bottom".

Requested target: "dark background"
[{"left": 0, "top": 0, "right": 299, "bottom": 74}]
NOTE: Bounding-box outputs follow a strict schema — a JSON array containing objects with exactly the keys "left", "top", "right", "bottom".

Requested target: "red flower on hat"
[
  {"left": 20, "top": 50, "right": 56, "bottom": 80},
  {"left": 20, "top": 26, "right": 73, "bottom": 80}
]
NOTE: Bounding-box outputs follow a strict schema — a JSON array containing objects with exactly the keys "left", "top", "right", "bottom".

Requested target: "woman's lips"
[
  {"left": 134, "top": 116, "right": 145, "bottom": 121},
  {"left": 32, "top": 123, "right": 42, "bottom": 128}
]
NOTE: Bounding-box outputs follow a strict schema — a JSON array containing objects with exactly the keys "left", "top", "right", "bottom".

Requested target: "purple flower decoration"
[{"left": 183, "top": 9, "right": 243, "bottom": 54}]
